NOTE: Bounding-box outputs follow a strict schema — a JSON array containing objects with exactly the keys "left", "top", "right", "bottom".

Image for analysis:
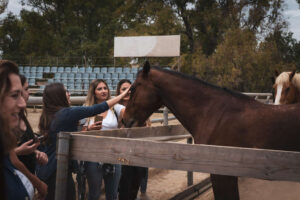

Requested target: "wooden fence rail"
[{"left": 55, "top": 125, "right": 300, "bottom": 200}]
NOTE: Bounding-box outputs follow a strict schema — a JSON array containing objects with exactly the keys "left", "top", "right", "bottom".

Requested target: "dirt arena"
[{"left": 27, "top": 108, "right": 300, "bottom": 200}]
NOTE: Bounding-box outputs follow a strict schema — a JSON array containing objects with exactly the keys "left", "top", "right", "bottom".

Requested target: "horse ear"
[
  {"left": 142, "top": 61, "right": 150, "bottom": 77},
  {"left": 289, "top": 70, "right": 296, "bottom": 81},
  {"left": 274, "top": 70, "right": 279, "bottom": 77}
]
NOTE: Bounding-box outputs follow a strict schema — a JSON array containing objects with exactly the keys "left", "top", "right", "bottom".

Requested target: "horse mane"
[
  {"left": 138, "top": 66, "right": 253, "bottom": 101},
  {"left": 276, "top": 71, "right": 300, "bottom": 89}
]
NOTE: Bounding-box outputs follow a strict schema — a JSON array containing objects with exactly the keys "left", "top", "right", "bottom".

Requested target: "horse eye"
[{"left": 286, "top": 87, "right": 290, "bottom": 92}]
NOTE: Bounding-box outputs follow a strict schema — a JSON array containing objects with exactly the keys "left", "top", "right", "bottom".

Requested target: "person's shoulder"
[{"left": 114, "top": 103, "right": 125, "bottom": 110}]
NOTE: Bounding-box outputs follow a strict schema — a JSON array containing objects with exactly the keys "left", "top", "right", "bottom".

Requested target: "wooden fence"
[{"left": 54, "top": 124, "right": 300, "bottom": 200}]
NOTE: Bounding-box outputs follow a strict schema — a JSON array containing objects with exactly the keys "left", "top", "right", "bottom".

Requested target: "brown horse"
[
  {"left": 272, "top": 70, "right": 300, "bottom": 105},
  {"left": 123, "top": 61, "right": 300, "bottom": 200}
]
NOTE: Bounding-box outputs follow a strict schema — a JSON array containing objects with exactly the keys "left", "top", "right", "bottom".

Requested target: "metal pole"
[
  {"left": 55, "top": 132, "right": 70, "bottom": 200},
  {"left": 187, "top": 137, "right": 193, "bottom": 186},
  {"left": 163, "top": 107, "right": 168, "bottom": 126}
]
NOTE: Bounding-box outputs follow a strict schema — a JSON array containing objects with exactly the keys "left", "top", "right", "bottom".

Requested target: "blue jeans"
[{"left": 85, "top": 162, "right": 121, "bottom": 200}]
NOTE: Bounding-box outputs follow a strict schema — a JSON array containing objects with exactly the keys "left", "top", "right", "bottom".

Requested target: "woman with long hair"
[
  {"left": 14, "top": 75, "right": 48, "bottom": 174},
  {"left": 36, "top": 81, "right": 129, "bottom": 200},
  {"left": 82, "top": 79, "right": 125, "bottom": 200},
  {"left": 0, "top": 60, "right": 48, "bottom": 200}
]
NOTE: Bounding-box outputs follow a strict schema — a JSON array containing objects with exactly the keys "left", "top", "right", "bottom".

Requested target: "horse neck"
[{"left": 150, "top": 70, "right": 249, "bottom": 135}]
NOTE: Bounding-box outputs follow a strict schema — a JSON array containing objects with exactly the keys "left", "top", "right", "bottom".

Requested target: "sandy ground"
[{"left": 27, "top": 108, "right": 300, "bottom": 200}]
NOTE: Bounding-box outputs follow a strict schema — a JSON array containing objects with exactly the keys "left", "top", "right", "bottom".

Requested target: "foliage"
[{"left": 0, "top": 0, "right": 300, "bottom": 92}]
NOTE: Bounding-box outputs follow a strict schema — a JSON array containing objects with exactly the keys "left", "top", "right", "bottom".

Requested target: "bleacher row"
[{"left": 19, "top": 66, "right": 139, "bottom": 94}]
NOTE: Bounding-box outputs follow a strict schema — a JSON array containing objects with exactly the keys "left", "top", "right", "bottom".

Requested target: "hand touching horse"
[{"left": 123, "top": 62, "right": 300, "bottom": 200}]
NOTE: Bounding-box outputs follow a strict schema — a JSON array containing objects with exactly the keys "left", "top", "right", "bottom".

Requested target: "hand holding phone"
[
  {"left": 95, "top": 115, "right": 103, "bottom": 123},
  {"left": 33, "top": 135, "right": 45, "bottom": 143}
]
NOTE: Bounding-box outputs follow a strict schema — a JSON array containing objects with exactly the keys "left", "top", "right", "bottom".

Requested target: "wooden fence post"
[
  {"left": 187, "top": 137, "right": 193, "bottom": 186},
  {"left": 163, "top": 107, "right": 168, "bottom": 126},
  {"left": 55, "top": 132, "right": 70, "bottom": 200}
]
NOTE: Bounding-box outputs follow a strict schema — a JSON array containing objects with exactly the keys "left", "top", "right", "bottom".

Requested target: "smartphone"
[
  {"left": 33, "top": 135, "right": 45, "bottom": 143},
  {"left": 95, "top": 115, "right": 103, "bottom": 122}
]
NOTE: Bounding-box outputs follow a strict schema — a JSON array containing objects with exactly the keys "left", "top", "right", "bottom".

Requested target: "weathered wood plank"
[
  {"left": 72, "top": 124, "right": 189, "bottom": 138},
  {"left": 69, "top": 134, "right": 300, "bottom": 182},
  {"left": 55, "top": 132, "right": 70, "bottom": 200}
]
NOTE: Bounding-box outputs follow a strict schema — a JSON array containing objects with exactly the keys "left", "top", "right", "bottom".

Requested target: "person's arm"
[
  {"left": 106, "top": 87, "right": 130, "bottom": 108},
  {"left": 9, "top": 150, "right": 48, "bottom": 199},
  {"left": 62, "top": 87, "right": 130, "bottom": 123}
]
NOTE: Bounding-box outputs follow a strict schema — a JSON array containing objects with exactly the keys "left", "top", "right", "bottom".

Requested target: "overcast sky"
[{"left": 1, "top": 0, "right": 300, "bottom": 41}]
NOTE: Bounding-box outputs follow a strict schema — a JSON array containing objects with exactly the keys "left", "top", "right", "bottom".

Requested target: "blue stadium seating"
[
  {"left": 68, "top": 84, "right": 75, "bottom": 92},
  {"left": 62, "top": 79, "right": 68, "bottom": 85},
  {"left": 123, "top": 67, "right": 130, "bottom": 73},
  {"left": 58, "top": 67, "right": 64, "bottom": 73},
  {"left": 74, "top": 79, "right": 81, "bottom": 84},
  {"left": 106, "top": 79, "right": 112, "bottom": 85},
  {"left": 89, "top": 73, "right": 96, "bottom": 81},
  {"left": 75, "top": 83, "right": 82, "bottom": 90},
  {"left": 126, "top": 73, "right": 134, "bottom": 80},
  {"left": 68, "top": 73, "right": 75, "bottom": 80},
  {"left": 83, "top": 83, "right": 90, "bottom": 90},
  {"left": 104, "top": 73, "right": 111, "bottom": 80},
  {"left": 68, "top": 79, "right": 74, "bottom": 84},
  {"left": 86, "top": 67, "right": 93, "bottom": 73},
  {"left": 24, "top": 72, "right": 30, "bottom": 79},
  {"left": 37, "top": 66, "right": 44, "bottom": 73},
  {"left": 119, "top": 73, "right": 126, "bottom": 80},
  {"left": 65, "top": 67, "right": 71, "bottom": 73},
  {"left": 75, "top": 73, "right": 82, "bottom": 79},
  {"left": 71, "top": 67, "right": 78, "bottom": 73},
  {"left": 54, "top": 78, "right": 61, "bottom": 83},
  {"left": 54, "top": 73, "right": 61, "bottom": 79},
  {"left": 16, "top": 65, "right": 142, "bottom": 92},
  {"left": 93, "top": 67, "right": 100, "bottom": 73},
  {"left": 61, "top": 72, "right": 68, "bottom": 80},
  {"left": 83, "top": 79, "right": 90, "bottom": 84},
  {"left": 28, "top": 78, "right": 35, "bottom": 86},
  {"left": 36, "top": 72, "right": 43, "bottom": 79},
  {"left": 82, "top": 73, "right": 89, "bottom": 80},
  {"left": 112, "top": 79, "right": 119, "bottom": 87},
  {"left": 44, "top": 66, "right": 51, "bottom": 73},
  {"left": 30, "top": 72, "right": 36, "bottom": 78},
  {"left": 51, "top": 66, "right": 57, "bottom": 73},
  {"left": 97, "top": 73, "right": 104, "bottom": 79},
  {"left": 100, "top": 67, "right": 107, "bottom": 73},
  {"left": 111, "top": 73, "right": 118, "bottom": 80},
  {"left": 79, "top": 67, "right": 85, "bottom": 73},
  {"left": 108, "top": 67, "right": 115, "bottom": 73},
  {"left": 30, "top": 66, "right": 37, "bottom": 72},
  {"left": 116, "top": 67, "right": 123, "bottom": 73},
  {"left": 131, "top": 68, "right": 138, "bottom": 74},
  {"left": 24, "top": 66, "right": 30, "bottom": 73}
]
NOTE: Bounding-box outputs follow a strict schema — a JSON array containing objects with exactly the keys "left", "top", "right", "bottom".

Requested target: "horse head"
[
  {"left": 273, "top": 70, "right": 297, "bottom": 105},
  {"left": 123, "top": 61, "right": 163, "bottom": 127}
]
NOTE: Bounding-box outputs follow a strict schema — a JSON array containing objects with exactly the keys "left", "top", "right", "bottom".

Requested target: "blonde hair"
[{"left": 84, "top": 79, "right": 111, "bottom": 106}]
